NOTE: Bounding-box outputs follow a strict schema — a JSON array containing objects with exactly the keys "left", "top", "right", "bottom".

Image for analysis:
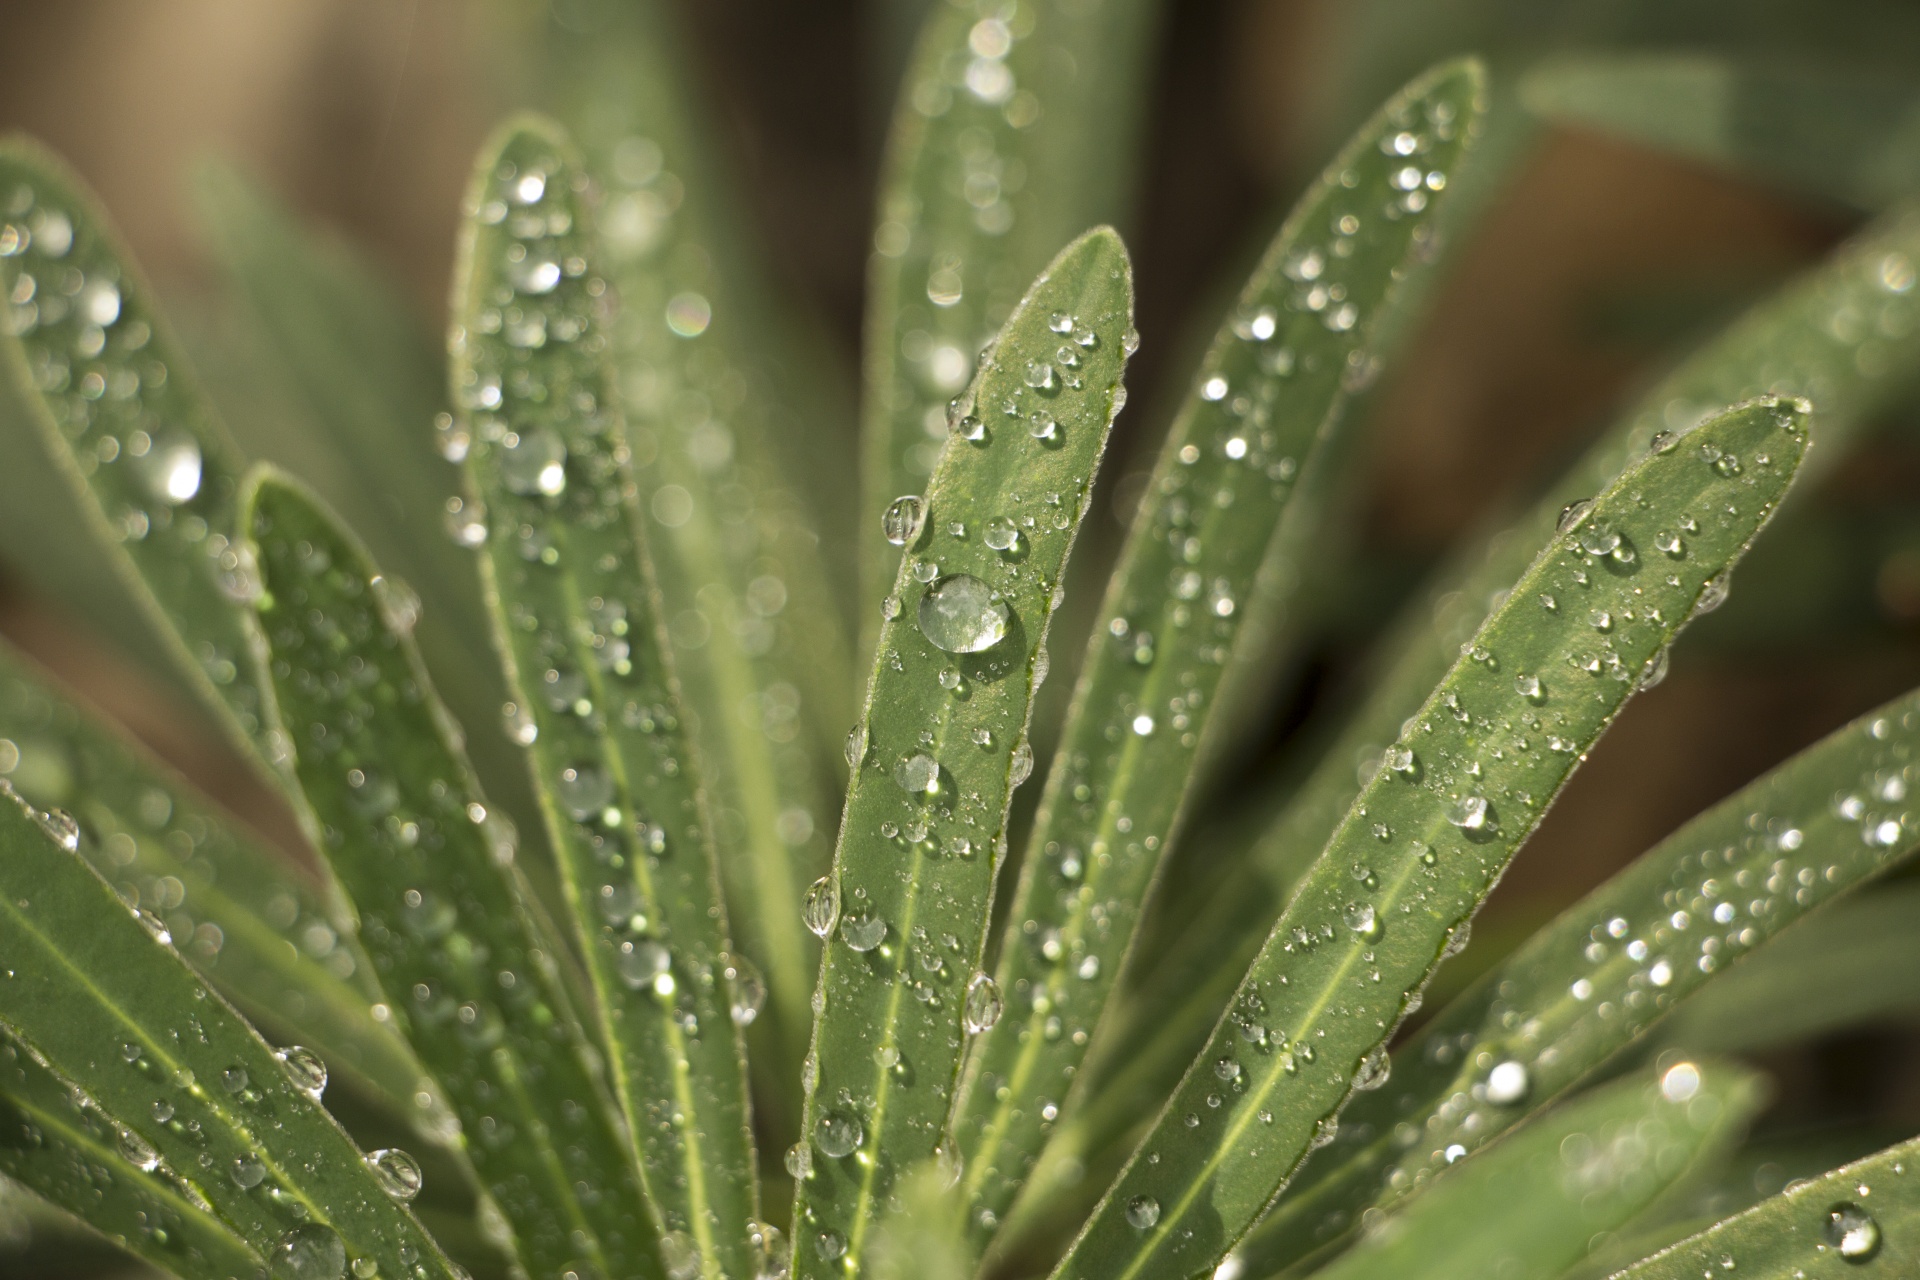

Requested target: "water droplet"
[
  {"left": 815, "top": 1230, "right": 846, "bottom": 1261},
  {"left": 917, "top": 574, "right": 1009, "bottom": 653},
  {"left": 1826, "top": 1203, "right": 1881, "bottom": 1261},
  {"left": 616, "top": 937, "right": 672, "bottom": 990},
  {"left": 1024, "top": 360, "right": 1057, "bottom": 391},
  {"left": 985, "top": 516, "right": 1020, "bottom": 552},
  {"left": 1485, "top": 1060, "right": 1529, "bottom": 1105},
  {"left": 499, "top": 429, "right": 568, "bottom": 496},
  {"left": 1447, "top": 796, "right": 1489, "bottom": 830},
  {"left": 841, "top": 913, "right": 887, "bottom": 952},
  {"left": 1661, "top": 1062, "right": 1701, "bottom": 1102},
  {"left": 231, "top": 1154, "right": 268, "bottom": 1188},
  {"left": 366, "top": 1148, "right": 422, "bottom": 1202},
  {"left": 844, "top": 724, "right": 867, "bottom": 769},
  {"left": 36, "top": 808, "right": 79, "bottom": 852},
  {"left": 140, "top": 438, "right": 202, "bottom": 505},
  {"left": 1010, "top": 741, "right": 1034, "bottom": 786},
  {"left": 883, "top": 496, "right": 926, "bottom": 546},
  {"left": 1343, "top": 902, "right": 1381, "bottom": 940},
  {"left": 117, "top": 1125, "right": 160, "bottom": 1171},
  {"left": 269, "top": 1225, "right": 347, "bottom": 1280},
  {"left": 815, "top": 1110, "right": 863, "bottom": 1158},
  {"left": 803, "top": 876, "right": 840, "bottom": 938},
  {"left": 1556, "top": 499, "right": 1593, "bottom": 533},
  {"left": 726, "top": 955, "right": 767, "bottom": 1026},
  {"left": 785, "top": 1142, "right": 813, "bottom": 1180},
  {"left": 554, "top": 764, "right": 615, "bottom": 822},
  {"left": 1515, "top": 673, "right": 1542, "bottom": 701},
  {"left": 1384, "top": 746, "right": 1415, "bottom": 774},
  {"left": 895, "top": 753, "right": 940, "bottom": 793},
  {"left": 1693, "top": 570, "right": 1731, "bottom": 617},
  {"left": 964, "top": 973, "right": 1003, "bottom": 1033},
  {"left": 275, "top": 1046, "right": 327, "bottom": 1099},
  {"left": 1126, "top": 1196, "right": 1161, "bottom": 1229}
]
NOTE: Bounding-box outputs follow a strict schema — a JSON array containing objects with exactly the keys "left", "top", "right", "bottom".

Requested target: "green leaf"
[
  {"left": 451, "top": 116, "right": 758, "bottom": 1280},
  {"left": 0, "top": 1024, "right": 260, "bottom": 1279},
  {"left": 1235, "top": 680, "right": 1920, "bottom": 1278},
  {"left": 869, "top": 1162, "right": 976, "bottom": 1280},
  {"left": 1658, "top": 880, "right": 1920, "bottom": 1053},
  {"left": 0, "top": 779, "right": 459, "bottom": 1278},
  {"left": 1305, "top": 1061, "right": 1765, "bottom": 1280},
  {"left": 1086, "top": 200, "right": 1920, "bottom": 1193},
  {"left": 790, "top": 226, "right": 1135, "bottom": 1278},
  {"left": 861, "top": 0, "right": 1161, "bottom": 636},
  {"left": 1520, "top": 53, "right": 1920, "bottom": 211},
  {"left": 1610, "top": 1133, "right": 1920, "bottom": 1279},
  {"left": 524, "top": 2, "right": 859, "bottom": 1104},
  {"left": 189, "top": 161, "right": 541, "bottom": 843},
  {"left": 947, "top": 58, "right": 1487, "bottom": 1249},
  {"left": 0, "top": 638, "right": 437, "bottom": 1135},
  {"left": 1045, "top": 395, "right": 1810, "bottom": 1280},
  {"left": 242, "top": 470, "right": 664, "bottom": 1280},
  {"left": 0, "top": 139, "right": 279, "bottom": 782}
]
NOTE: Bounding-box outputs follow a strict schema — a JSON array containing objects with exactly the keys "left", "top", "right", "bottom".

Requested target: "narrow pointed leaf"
[
  {"left": 0, "top": 781, "right": 459, "bottom": 1278},
  {"left": 790, "top": 227, "right": 1134, "bottom": 1278},
  {"left": 190, "top": 162, "right": 541, "bottom": 836},
  {"left": 1521, "top": 54, "right": 1920, "bottom": 211},
  {"left": 0, "top": 140, "right": 278, "bottom": 781},
  {"left": 949, "top": 59, "right": 1486, "bottom": 1246},
  {"left": 1657, "top": 880, "right": 1920, "bottom": 1053},
  {"left": 861, "top": 0, "right": 1161, "bottom": 635},
  {"left": 452, "top": 117, "right": 757, "bottom": 1280},
  {"left": 870, "top": 1163, "right": 976, "bottom": 1280},
  {"left": 1235, "top": 680, "right": 1920, "bottom": 1278},
  {"left": 1306, "top": 1062, "right": 1764, "bottom": 1280},
  {"left": 528, "top": 5, "right": 856, "bottom": 1100},
  {"left": 1047, "top": 395, "right": 1810, "bottom": 1280},
  {"left": 243, "top": 471, "right": 663, "bottom": 1280},
  {"left": 0, "top": 1025, "right": 261, "bottom": 1279},
  {"left": 1091, "top": 202, "right": 1920, "bottom": 1177},
  {"left": 0, "top": 640, "right": 435, "bottom": 1133},
  {"left": 1611, "top": 1134, "right": 1920, "bottom": 1279}
]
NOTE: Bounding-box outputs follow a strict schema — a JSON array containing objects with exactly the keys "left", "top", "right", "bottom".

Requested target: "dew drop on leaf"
[
  {"left": 268, "top": 1225, "right": 347, "bottom": 1280},
  {"left": 803, "top": 876, "right": 840, "bottom": 938},
  {"left": 841, "top": 913, "right": 887, "bottom": 952},
  {"left": 1125, "top": 1195, "right": 1160, "bottom": 1229},
  {"left": 366, "top": 1147, "right": 423, "bottom": 1202},
  {"left": 275, "top": 1046, "right": 327, "bottom": 1100},
  {"left": 815, "top": 1110, "right": 863, "bottom": 1158},
  {"left": 1826, "top": 1203, "right": 1881, "bottom": 1261},
  {"left": 883, "top": 495, "right": 926, "bottom": 546},
  {"left": 1485, "top": 1059, "right": 1530, "bottom": 1105},
  {"left": 917, "top": 574, "right": 1010, "bottom": 653},
  {"left": 964, "top": 972, "right": 1003, "bottom": 1033}
]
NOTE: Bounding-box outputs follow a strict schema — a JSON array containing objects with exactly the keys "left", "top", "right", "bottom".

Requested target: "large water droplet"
[
  {"left": 895, "top": 752, "right": 940, "bottom": 794},
  {"left": 1126, "top": 1195, "right": 1161, "bottom": 1229},
  {"left": 366, "top": 1148, "right": 423, "bottom": 1202},
  {"left": 883, "top": 496, "right": 926, "bottom": 547},
  {"left": 964, "top": 972, "right": 1003, "bottom": 1033},
  {"left": 268, "top": 1225, "right": 347, "bottom": 1280},
  {"left": 1826, "top": 1203, "right": 1881, "bottom": 1261},
  {"left": 917, "top": 574, "right": 1009, "bottom": 653},
  {"left": 1692, "top": 570, "right": 1731, "bottom": 618},
  {"left": 275, "top": 1046, "right": 327, "bottom": 1100},
  {"left": 1010, "top": 740, "right": 1034, "bottom": 787},
  {"left": 1447, "top": 796, "right": 1489, "bottom": 831},
  {"left": 617, "top": 937, "right": 672, "bottom": 990},
  {"left": 1343, "top": 902, "right": 1381, "bottom": 940},
  {"left": 500, "top": 429, "right": 568, "bottom": 496},
  {"left": 815, "top": 1110, "right": 863, "bottom": 1158},
  {"left": 554, "top": 764, "right": 615, "bottom": 822},
  {"left": 803, "top": 876, "right": 840, "bottom": 938},
  {"left": 141, "top": 438, "right": 202, "bottom": 505}
]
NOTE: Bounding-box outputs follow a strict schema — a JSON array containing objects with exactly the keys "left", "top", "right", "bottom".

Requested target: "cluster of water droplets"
[{"left": 0, "top": 175, "right": 270, "bottom": 733}]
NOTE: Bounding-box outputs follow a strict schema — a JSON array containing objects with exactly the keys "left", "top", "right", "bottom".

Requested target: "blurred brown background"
[{"left": 0, "top": 0, "right": 1916, "bottom": 1187}]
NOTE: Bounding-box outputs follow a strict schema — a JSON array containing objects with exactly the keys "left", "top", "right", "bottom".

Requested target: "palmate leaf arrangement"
[{"left": 8, "top": 5, "right": 1920, "bottom": 1280}]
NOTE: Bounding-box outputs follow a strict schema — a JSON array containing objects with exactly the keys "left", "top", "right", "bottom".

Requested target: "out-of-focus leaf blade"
[
  {"left": 0, "top": 139, "right": 278, "bottom": 781},
  {"left": 0, "top": 780, "right": 459, "bottom": 1277},
  {"left": 0, "top": 1025, "right": 260, "bottom": 1280},
  {"left": 1088, "top": 203, "right": 1920, "bottom": 1190},
  {"left": 1306, "top": 1062, "right": 1764, "bottom": 1280},
  {"left": 243, "top": 471, "right": 663, "bottom": 1280},
  {"left": 1237, "top": 683, "right": 1920, "bottom": 1278},
  {"left": 1659, "top": 880, "right": 1920, "bottom": 1053},
  {"left": 790, "top": 227, "right": 1134, "bottom": 1279},
  {"left": 861, "top": 0, "right": 1161, "bottom": 636},
  {"left": 0, "top": 639, "right": 436, "bottom": 1135},
  {"left": 1047, "top": 396, "right": 1810, "bottom": 1280},
  {"left": 1610, "top": 1134, "right": 1920, "bottom": 1279},
  {"left": 452, "top": 117, "right": 757, "bottom": 1280},
  {"left": 869, "top": 1163, "right": 976, "bottom": 1280},
  {"left": 520, "top": 4, "right": 856, "bottom": 1104},
  {"left": 1521, "top": 54, "right": 1920, "bottom": 211},
  {"left": 948, "top": 59, "right": 1487, "bottom": 1250}
]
